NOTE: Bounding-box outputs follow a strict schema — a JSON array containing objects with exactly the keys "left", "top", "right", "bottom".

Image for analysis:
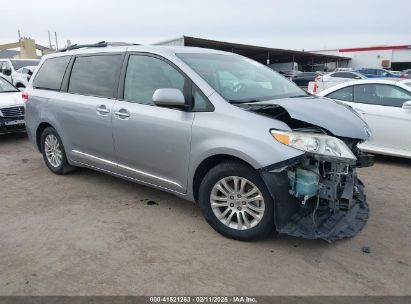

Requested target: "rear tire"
[
  {"left": 41, "top": 127, "right": 75, "bottom": 175},
  {"left": 198, "top": 160, "right": 275, "bottom": 241}
]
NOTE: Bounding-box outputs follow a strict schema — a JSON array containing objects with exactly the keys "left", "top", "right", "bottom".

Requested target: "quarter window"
[
  {"left": 353, "top": 84, "right": 411, "bottom": 107},
  {"left": 326, "top": 86, "right": 353, "bottom": 102},
  {"left": 68, "top": 55, "right": 122, "bottom": 98},
  {"left": 33, "top": 56, "right": 71, "bottom": 91},
  {"left": 192, "top": 85, "right": 214, "bottom": 112},
  {"left": 123, "top": 55, "right": 186, "bottom": 105}
]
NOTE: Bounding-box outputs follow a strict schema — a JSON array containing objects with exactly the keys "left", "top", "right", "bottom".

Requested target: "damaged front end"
[
  {"left": 240, "top": 97, "right": 375, "bottom": 242},
  {"left": 247, "top": 98, "right": 374, "bottom": 242},
  {"left": 261, "top": 149, "right": 372, "bottom": 242}
]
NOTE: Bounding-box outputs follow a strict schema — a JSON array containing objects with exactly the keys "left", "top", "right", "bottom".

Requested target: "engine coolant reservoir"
[{"left": 288, "top": 167, "right": 319, "bottom": 199}]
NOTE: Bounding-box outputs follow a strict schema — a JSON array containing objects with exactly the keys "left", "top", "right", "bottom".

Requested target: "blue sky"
[{"left": 2, "top": 0, "right": 410, "bottom": 50}]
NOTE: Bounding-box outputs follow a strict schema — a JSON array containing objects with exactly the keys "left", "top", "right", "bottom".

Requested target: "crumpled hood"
[
  {"left": 0, "top": 92, "right": 24, "bottom": 108},
  {"left": 252, "top": 96, "right": 370, "bottom": 140}
]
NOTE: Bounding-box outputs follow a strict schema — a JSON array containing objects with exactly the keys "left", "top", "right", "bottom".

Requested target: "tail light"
[
  {"left": 400, "top": 74, "right": 406, "bottom": 78},
  {"left": 22, "top": 91, "right": 28, "bottom": 102}
]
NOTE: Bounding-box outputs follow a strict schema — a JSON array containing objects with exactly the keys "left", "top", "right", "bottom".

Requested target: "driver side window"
[{"left": 124, "top": 55, "right": 186, "bottom": 106}]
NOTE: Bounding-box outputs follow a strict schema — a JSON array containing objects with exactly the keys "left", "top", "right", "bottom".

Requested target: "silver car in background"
[{"left": 25, "top": 44, "right": 374, "bottom": 242}]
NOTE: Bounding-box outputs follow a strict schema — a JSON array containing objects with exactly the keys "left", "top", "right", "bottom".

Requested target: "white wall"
[
  {"left": 392, "top": 49, "right": 411, "bottom": 62},
  {"left": 347, "top": 50, "right": 392, "bottom": 69},
  {"left": 313, "top": 48, "right": 411, "bottom": 69}
]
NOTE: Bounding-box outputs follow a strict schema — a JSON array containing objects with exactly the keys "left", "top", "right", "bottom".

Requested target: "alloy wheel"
[
  {"left": 44, "top": 134, "right": 62, "bottom": 168},
  {"left": 210, "top": 176, "right": 265, "bottom": 230}
]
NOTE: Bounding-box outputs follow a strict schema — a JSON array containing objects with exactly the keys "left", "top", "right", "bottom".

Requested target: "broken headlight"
[{"left": 270, "top": 130, "right": 357, "bottom": 162}]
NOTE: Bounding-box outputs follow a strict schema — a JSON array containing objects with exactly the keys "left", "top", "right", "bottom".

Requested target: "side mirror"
[
  {"left": 402, "top": 100, "right": 411, "bottom": 110},
  {"left": 2, "top": 68, "right": 11, "bottom": 76},
  {"left": 153, "top": 88, "right": 186, "bottom": 108}
]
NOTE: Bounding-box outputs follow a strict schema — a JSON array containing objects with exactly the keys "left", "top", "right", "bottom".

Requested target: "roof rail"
[{"left": 57, "top": 41, "right": 139, "bottom": 52}]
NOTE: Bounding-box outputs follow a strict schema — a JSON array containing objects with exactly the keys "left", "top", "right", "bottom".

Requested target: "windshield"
[
  {"left": 10, "top": 60, "right": 40, "bottom": 70},
  {"left": 177, "top": 53, "right": 305, "bottom": 102},
  {"left": 0, "top": 77, "right": 18, "bottom": 92}
]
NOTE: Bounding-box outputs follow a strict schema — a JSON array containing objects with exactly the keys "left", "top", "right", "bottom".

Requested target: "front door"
[{"left": 112, "top": 54, "right": 194, "bottom": 193}]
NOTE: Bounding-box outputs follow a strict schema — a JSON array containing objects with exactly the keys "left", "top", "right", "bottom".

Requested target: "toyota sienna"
[{"left": 25, "top": 42, "right": 374, "bottom": 242}]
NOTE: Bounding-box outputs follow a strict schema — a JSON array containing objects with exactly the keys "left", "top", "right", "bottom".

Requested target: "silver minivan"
[{"left": 25, "top": 43, "right": 374, "bottom": 242}]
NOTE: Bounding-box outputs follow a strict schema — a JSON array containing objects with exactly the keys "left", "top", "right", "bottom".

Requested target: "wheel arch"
[
  {"left": 36, "top": 122, "right": 54, "bottom": 152},
  {"left": 192, "top": 154, "right": 255, "bottom": 203}
]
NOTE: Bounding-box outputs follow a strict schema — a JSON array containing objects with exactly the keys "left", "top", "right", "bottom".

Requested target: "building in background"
[
  {"left": 0, "top": 38, "right": 54, "bottom": 59},
  {"left": 154, "top": 36, "right": 350, "bottom": 74},
  {"left": 311, "top": 45, "right": 411, "bottom": 71}
]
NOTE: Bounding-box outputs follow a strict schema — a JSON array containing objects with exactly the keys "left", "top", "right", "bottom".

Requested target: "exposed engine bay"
[{"left": 241, "top": 101, "right": 374, "bottom": 242}]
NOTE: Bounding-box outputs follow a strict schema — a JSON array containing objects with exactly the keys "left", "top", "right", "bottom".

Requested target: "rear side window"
[
  {"left": 68, "top": 55, "right": 122, "bottom": 98},
  {"left": 33, "top": 56, "right": 71, "bottom": 90}
]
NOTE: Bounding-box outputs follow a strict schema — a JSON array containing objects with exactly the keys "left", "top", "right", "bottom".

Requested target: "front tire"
[
  {"left": 41, "top": 127, "right": 75, "bottom": 174},
  {"left": 198, "top": 160, "right": 275, "bottom": 241}
]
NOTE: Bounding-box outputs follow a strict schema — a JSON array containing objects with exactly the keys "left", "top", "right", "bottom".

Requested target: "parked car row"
[{"left": 293, "top": 68, "right": 411, "bottom": 89}]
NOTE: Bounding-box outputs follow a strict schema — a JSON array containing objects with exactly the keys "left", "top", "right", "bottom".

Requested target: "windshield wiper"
[
  {"left": 289, "top": 94, "right": 309, "bottom": 98},
  {"left": 228, "top": 99, "right": 261, "bottom": 104}
]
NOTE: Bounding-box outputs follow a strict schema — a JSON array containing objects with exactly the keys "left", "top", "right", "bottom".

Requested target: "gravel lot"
[{"left": 1, "top": 133, "right": 410, "bottom": 296}]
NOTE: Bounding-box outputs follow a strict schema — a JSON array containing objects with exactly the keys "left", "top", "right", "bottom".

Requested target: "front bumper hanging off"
[
  {"left": 260, "top": 156, "right": 371, "bottom": 243},
  {"left": 277, "top": 181, "right": 369, "bottom": 242}
]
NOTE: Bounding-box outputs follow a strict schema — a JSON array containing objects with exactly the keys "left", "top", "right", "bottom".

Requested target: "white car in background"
[
  {"left": 0, "top": 59, "right": 40, "bottom": 89},
  {"left": 13, "top": 65, "right": 38, "bottom": 89},
  {"left": 315, "top": 71, "right": 366, "bottom": 91},
  {"left": 0, "top": 77, "right": 25, "bottom": 135},
  {"left": 317, "top": 78, "right": 411, "bottom": 158}
]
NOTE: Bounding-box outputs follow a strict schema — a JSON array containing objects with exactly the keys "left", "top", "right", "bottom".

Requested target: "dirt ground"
[{"left": 0, "top": 133, "right": 410, "bottom": 296}]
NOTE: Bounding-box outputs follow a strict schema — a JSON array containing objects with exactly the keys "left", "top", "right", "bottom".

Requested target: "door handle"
[
  {"left": 114, "top": 109, "right": 130, "bottom": 119},
  {"left": 96, "top": 105, "right": 110, "bottom": 115}
]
